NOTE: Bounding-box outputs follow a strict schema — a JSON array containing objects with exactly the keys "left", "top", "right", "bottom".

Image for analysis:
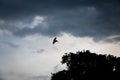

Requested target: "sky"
[{"left": 0, "top": 0, "right": 120, "bottom": 80}]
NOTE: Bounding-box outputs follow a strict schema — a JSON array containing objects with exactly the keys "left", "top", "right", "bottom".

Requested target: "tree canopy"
[{"left": 51, "top": 50, "right": 120, "bottom": 80}]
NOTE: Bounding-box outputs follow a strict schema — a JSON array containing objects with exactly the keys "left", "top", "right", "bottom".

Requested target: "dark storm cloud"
[
  {"left": 0, "top": 0, "right": 120, "bottom": 40},
  {"left": 0, "top": 0, "right": 120, "bottom": 19}
]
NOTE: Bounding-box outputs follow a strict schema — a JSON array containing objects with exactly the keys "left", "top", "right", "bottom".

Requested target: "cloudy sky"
[{"left": 0, "top": 0, "right": 120, "bottom": 80}]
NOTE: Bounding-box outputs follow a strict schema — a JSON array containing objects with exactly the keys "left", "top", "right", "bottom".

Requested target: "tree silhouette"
[{"left": 51, "top": 50, "right": 120, "bottom": 80}]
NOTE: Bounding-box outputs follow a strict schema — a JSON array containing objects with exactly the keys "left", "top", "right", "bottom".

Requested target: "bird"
[{"left": 52, "top": 37, "right": 58, "bottom": 44}]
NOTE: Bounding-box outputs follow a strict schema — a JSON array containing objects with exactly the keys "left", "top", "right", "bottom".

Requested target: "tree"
[{"left": 51, "top": 50, "right": 120, "bottom": 80}]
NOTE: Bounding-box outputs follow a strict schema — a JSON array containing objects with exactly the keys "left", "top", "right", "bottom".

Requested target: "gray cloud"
[
  {"left": 0, "top": 0, "right": 120, "bottom": 40},
  {"left": 0, "top": 78, "right": 4, "bottom": 80},
  {"left": 0, "top": 71, "right": 49, "bottom": 80},
  {"left": 27, "top": 76, "right": 50, "bottom": 80},
  {"left": 1, "top": 41, "right": 19, "bottom": 48},
  {"left": 33, "top": 49, "right": 45, "bottom": 54},
  {"left": 53, "top": 65, "right": 59, "bottom": 72},
  {"left": 104, "top": 35, "right": 120, "bottom": 43}
]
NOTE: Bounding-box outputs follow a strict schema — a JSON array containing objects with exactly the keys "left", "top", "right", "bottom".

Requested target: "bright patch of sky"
[
  {"left": 0, "top": 33, "right": 120, "bottom": 80},
  {"left": 16, "top": 16, "right": 47, "bottom": 29}
]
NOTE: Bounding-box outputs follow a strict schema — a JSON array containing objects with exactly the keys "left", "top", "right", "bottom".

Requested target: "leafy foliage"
[{"left": 51, "top": 50, "right": 120, "bottom": 80}]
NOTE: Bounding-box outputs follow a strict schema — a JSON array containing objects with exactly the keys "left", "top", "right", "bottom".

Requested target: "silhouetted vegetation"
[{"left": 51, "top": 50, "right": 120, "bottom": 80}]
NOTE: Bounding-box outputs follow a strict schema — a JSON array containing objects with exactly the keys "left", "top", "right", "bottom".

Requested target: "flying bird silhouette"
[{"left": 52, "top": 37, "right": 58, "bottom": 44}]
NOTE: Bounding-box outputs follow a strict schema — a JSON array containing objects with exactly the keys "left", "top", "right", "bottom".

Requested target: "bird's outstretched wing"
[{"left": 52, "top": 37, "right": 58, "bottom": 44}]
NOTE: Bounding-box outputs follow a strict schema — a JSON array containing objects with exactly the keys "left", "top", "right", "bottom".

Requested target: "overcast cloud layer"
[{"left": 0, "top": 0, "right": 120, "bottom": 40}]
